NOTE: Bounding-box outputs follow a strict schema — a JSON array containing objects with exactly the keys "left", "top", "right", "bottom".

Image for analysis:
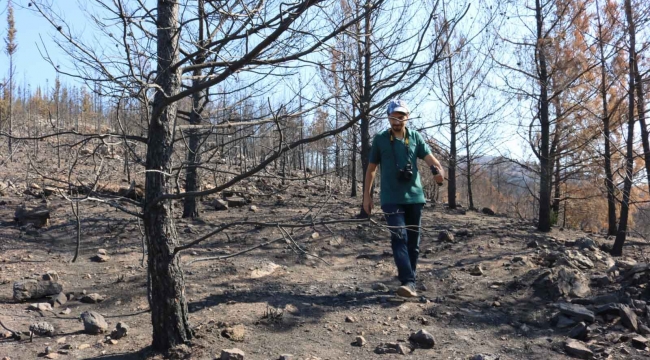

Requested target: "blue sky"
[{"left": 0, "top": 1, "right": 87, "bottom": 91}]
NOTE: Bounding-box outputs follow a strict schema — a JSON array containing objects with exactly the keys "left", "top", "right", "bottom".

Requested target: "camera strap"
[{"left": 389, "top": 128, "right": 412, "bottom": 171}]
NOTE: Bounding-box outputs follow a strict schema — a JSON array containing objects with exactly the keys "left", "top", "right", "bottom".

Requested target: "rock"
[
  {"left": 481, "top": 207, "right": 495, "bottom": 215},
  {"left": 110, "top": 322, "right": 129, "bottom": 339},
  {"left": 555, "top": 303, "right": 595, "bottom": 323},
  {"left": 42, "top": 271, "right": 59, "bottom": 282},
  {"left": 568, "top": 322, "right": 589, "bottom": 340},
  {"left": 564, "top": 250, "right": 594, "bottom": 270},
  {"left": 49, "top": 292, "right": 67, "bottom": 307},
  {"left": 527, "top": 240, "right": 539, "bottom": 248},
  {"left": 615, "top": 258, "right": 636, "bottom": 270},
  {"left": 60, "top": 308, "right": 71, "bottom": 315},
  {"left": 372, "top": 283, "right": 389, "bottom": 292},
  {"left": 45, "top": 346, "right": 53, "bottom": 354},
  {"left": 28, "top": 303, "right": 53, "bottom": 312},
  {"left": 221, "top": 325, "right": 245, "bottom": 342},
  {"left": 29, "top": 322, "right": 54, "bottom": 336},
  {"left": 438, "top": 230, "right": 454, "bottom": 243},
  {"left": 13, "top": 279, "right": 63, "bottom": 301},
  {"left": 81, "top": 311, "right": 108, "bottom": 334},
  {"left": 409, "top": 329, "right": 435, "bottom": 349},
  {"left": 574, "top": 237, "right": 597, "bottom": 250},
  {"left": 590, "top": 274, "right": 610, "bottom": 287},
  {"left": 556, "top": 315, "right": 577, "bottom": 328},
  {"left": 534, "top": 266, "right": 590, "bottom": 300},
  {"left": 212, "top": 199, "right": 229, "bottom": 211},
  {"left": 225, "top": 197, "right": 247, "bottom": 207},
  {"left": 354, "top": 336, "right": 367, "bottom": 347},
  {"left": 469, "top": 264, "right": 484, "bottom": 276},
  {"left": 375, "top": 342, "right": 408, "bottom": 355},
  {"left": 249, "top": 205, "right": 258, "bottom": 212},
  {"left": 250, "top": 262, "right": 280, "bottom": 279},
  {"left": 91, "top": 254, "right": 110, "bottom": 262},
  {"left": 80, "top": 293, "right": 105, "bottom": 303},
  {"left": 594, "top": 303, "right": 620, "bottom": 315},
  {"left": 618, "top": 304, "right": 638, "bottom": 332},
  {"left": 77, "top": 344, "right": 90, "bottom": 350},
  {"left": 564, "top": 339, "right": 593, "bottom": 359},
  {"left": 220, "top": 348, "right": 245, "bottom": 360},
  {"left": 639, "top": 323, "right": 650, "bottom": 335},
  {"left": 14, "top": 205, "right": 50, "bottom": 228},
  {"left": 345, "top": 315, "right": 356, "bottom": 323},
  {"left": 97, "top": 249, "right": 107, "bottom": 255},
  {"left": 631, "top": 336, "right": 648, "bottom": 349},
  {"left": 311, "top": 232, "right": 320, "bottom": 239},
  {"left": 44, "top": 353, "right": 58, "bottom": 359}
]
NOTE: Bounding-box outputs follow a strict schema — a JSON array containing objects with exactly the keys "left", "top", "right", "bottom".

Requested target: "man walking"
[{"left": 362, "top": 99, "right": 445, "bottom": 297}]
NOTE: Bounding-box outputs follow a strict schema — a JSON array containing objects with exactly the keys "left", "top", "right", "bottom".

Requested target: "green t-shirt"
[{"left": 369, "top": 128, "right": 432, "bottom": 205}]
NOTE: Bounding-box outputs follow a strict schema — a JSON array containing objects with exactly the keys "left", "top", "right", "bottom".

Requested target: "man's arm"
[
  {"left": 423, "top": 154, "right": 445, "bottom": 184},
  {"left": 363, "top": 162, "right": 378, "bottom": 215}
]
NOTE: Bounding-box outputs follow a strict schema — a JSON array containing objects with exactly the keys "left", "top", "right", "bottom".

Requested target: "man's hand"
[
  {"left": 431, "top": 165, "right": 444, "bottom": 185},
  {"left": 363, "top": 196, "right": 373, "bottom": 216}
]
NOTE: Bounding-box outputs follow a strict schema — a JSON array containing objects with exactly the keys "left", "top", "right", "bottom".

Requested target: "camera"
[{"left": 398, "top": 163, "right": 413, "bottom": 182}]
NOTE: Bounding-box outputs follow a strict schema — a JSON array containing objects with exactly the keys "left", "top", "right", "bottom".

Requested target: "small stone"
[
  {"left": 345, "top": 315, "right": 356, "bottom": 323},
  {"left": 80, "top": 293, "right": 105, "bottom": 303},
  {"left": 81, "top": 311, "right": 108, "bottom": 334},
  {"left": 78, "top": 344, "right": 91, "bottom": 350},
  {"left": 354, "top": 336, "right": 367, "bottom": 347},
  {"left": 469, "top": 264, "right": 484, "bottom": 276},
  {"left": 45, "top": 346, "right": 53, "bottom": 354},
  {"left": 28, "top": 302, "right": 53, "bottom": 312},
  {"left": 527, "top": 240, "right": 539, "bottom": 248},
  {"left": 110, "top": 322, "right": 129, "bottom": 339},
  {"left": 618, "top": 304, "right": 638, "bottom": 332},
  {"left": 56, "top": 337, "right": 66, "bottom": 344},
  {"left": 438, "top": 230, "right": 454, "bottom": 243},
  {"left": 97, "top": 249, "right": 108, "bottom": 255},
  {"left": 91, "top": 254, "right": 110, "bottom": 262},
  {"left": 564, "top": 339, "right": 593, "bottom": 359},
  {"left": 372, "top": 283, "right": 389, "bottom": 292},
  {"left": 311, "top": 232, "right": 320, "bottom": 239},
  {"left": 492, "top": 301, "right": 501, "bottom": 307},
  {"left": 106, "top": 339, "right": 118, "bottom": 345},
  {"left": 220, "top": 348, "right": 245, "bottom": 360},
  {"left": 631, "top": 336, "right": 648, "bottom": 349},
  {"left": 568, "top": 322, "right": 589, "bottom": 340},
  {"left": 409, "top": 329, "right": 435, "bottom": 349},
  {"left": 60, "top": 308, "right": 71, "bottom": 315},
  {"left": 29, "top": 322, "right": 54, "bottom": 336},
  {"left": 555, "top": 303, "right": 595, "bottom": 323},
  {"left": 249, "top": 205, "right": 258, "bottom": 212},
  {"left": 221, "top": 325, "right": 246, "bottom": 342},
  {"left": 49, "top": 292, "right": 67, "bottom": 308},
  {"left": 44, "top": 354, "right": 58, "bottom": 359},
  {"left": 42, "top": 271, "right": 59, "bottom": 282}
]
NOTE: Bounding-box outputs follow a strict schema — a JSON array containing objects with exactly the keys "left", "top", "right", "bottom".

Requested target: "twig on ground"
[{"left": 186, "top": 236, "right": 284, "bottom": 265}]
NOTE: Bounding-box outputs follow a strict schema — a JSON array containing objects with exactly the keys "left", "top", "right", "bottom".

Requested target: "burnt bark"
[
  {"left": 182, "top": 0, "right": 207, "bottom": 219},
  {"left": 595, "top": 1, "right": 618, "bottom": 235},
  {"left": 536, "top": 0, "right": 552, "bottom": 232},
  {"left": 144, "top": 0, "right": 192, "bottom": 350},
  {"left": 612, "top": 0, "right": 637, "bottom": 256}
]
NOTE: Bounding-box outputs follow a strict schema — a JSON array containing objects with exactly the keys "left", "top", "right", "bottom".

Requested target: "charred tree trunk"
[
  {"left": 612, "top": 0, "right": 637, "bottom": 256},
  {"left": 552, "top": 157, "right": 561, "bottom": 223},
  {"left": 595, "top": 3, "right": 618, "bottom": 235},
  {"left": 144, "top": 0, "right": 192, "bottom": 350},
  {"left": 633, "top": 51, "right": 649, "bottom": 196},
  {"left": 359, "top": 0, "right": 372, "bottom": 216},
  {"left": 182, "top": 0, "right": 207, "bottom": 219},
  {"left": 536, "top": 0, "right": 552, "bottom": 232}
]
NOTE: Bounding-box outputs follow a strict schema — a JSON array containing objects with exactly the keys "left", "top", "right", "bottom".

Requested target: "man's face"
[{"left": 388, "top": 111, "right": 409, "bottom": 133}]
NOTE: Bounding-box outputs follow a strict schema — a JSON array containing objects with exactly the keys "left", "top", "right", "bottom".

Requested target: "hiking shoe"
[{"left": 396, "top": 282, "right": 417, "bottom": 298}]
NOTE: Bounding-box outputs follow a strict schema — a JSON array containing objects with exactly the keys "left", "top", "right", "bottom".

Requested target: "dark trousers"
[{"left": 381, "top": 203, "right": 424, "bottom": 285}]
